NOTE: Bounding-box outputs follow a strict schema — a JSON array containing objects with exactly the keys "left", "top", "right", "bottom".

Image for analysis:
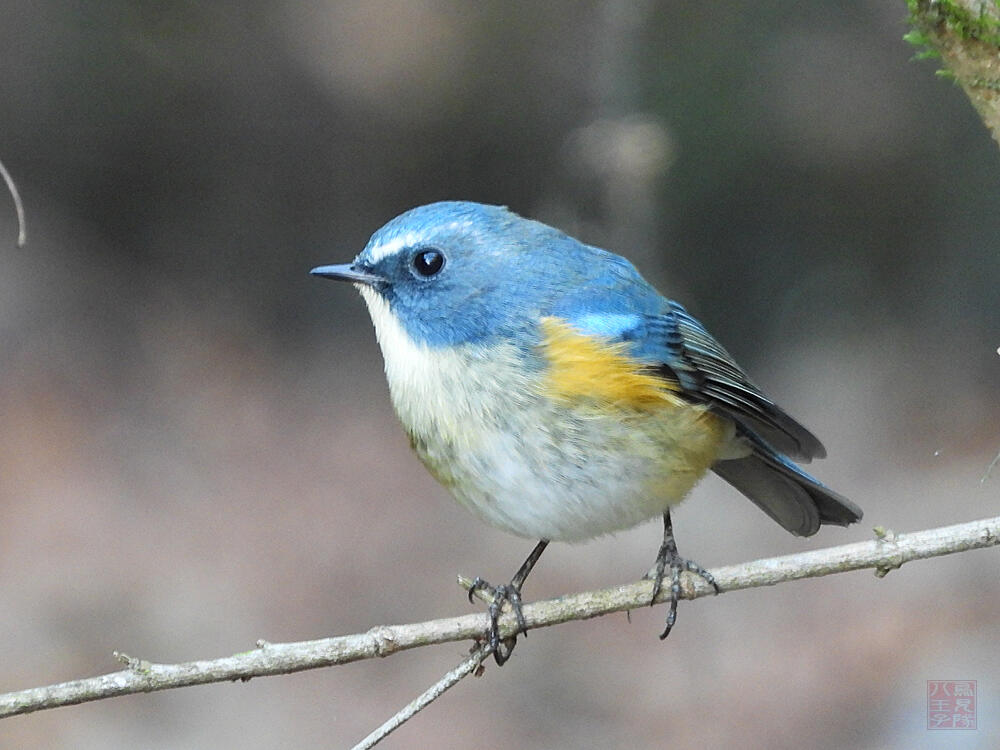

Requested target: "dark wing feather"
[{"left": 653, "top": 301, "right": 826, "bottom": 462}]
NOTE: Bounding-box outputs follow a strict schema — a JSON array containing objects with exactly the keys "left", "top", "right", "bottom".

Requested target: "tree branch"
[
  {"left": 0, "top": 156, "right": 26, "bottom": 247},
  {"left": 1, "top": 516, "right": 996, "bottom": 720},
  {"left": 351, "top": 645, "right": 490, "bottom": 750}
]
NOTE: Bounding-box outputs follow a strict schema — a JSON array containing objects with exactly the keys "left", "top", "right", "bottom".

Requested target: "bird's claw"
[
  {"left": 648, "top": 555, "right": 720, "bottom": 639},
  {"left": 648, "top": 512, "right": 720, "bottom": 640},
  {"left": 469, "top": 578, "right": 528, "bottom": 666}
]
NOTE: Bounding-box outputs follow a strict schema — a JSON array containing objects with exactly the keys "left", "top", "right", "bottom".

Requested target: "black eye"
[{"left": 411, "top": 248, "right": 446, "bottom": 277}]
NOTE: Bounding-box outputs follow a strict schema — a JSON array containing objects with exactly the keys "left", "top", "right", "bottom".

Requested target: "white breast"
[
  {"left": 355, "top": 286, "right": 723, "bottom": 541},
  {"left": 357, "top": 286, "right": 535, "bottom": 438}
]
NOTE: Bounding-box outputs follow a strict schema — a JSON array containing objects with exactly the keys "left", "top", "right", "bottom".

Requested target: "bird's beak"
[{"left": 310, "top": 264, "right": 386, "bottom": 287}]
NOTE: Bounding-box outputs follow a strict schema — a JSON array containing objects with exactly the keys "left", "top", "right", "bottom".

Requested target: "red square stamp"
[{"left": 927, "top": 680, "right": 977, "bottom": 730}]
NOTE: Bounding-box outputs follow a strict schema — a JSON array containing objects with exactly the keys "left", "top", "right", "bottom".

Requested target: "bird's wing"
[{"left": 565, "top": 300, "right": 826, "bottom": 462}]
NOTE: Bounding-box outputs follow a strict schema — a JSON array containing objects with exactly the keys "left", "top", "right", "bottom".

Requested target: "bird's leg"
[
  {"left": 647, "top": 509, "right": 720, "bottom": 640},
  {"left": 468, "top": 539, "right": 548, "bottom": 666}
]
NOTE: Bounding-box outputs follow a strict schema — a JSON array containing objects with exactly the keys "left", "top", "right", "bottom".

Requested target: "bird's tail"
[{"left": 712, "top": 431, "right": 862, "bottom": 537}]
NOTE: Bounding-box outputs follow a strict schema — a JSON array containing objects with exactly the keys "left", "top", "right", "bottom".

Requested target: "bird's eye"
[{"left": 411, "top": 248, "right": 445, "bottom": 278}]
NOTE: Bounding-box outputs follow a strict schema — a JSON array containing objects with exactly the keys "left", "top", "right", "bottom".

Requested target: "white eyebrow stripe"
[
  {"left": 367, "top": 231, "right": 423, "bottom": 263},
  {"left": 366, "top": 218, "right": 476, "bottom": 264}
]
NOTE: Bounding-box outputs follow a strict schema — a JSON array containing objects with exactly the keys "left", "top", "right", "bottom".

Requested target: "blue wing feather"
[{"left": 555, "top": 270, "right": 826, "bottom": 461}]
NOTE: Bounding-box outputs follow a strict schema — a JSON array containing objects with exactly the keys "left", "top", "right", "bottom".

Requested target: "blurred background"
[{"left": 1, "top": 1, "right": 998, "bottom": 747}]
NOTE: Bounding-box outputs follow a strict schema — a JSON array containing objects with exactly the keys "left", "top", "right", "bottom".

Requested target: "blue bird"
[{"left": 312, "top": 201, "right": 862, "bottom": 664}]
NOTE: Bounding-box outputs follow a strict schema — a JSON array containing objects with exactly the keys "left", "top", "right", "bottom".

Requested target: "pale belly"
[
  {"left": 408, "top": 395, "right": 729, "bottom": 542},
  {"left": 358, "top": 286, "right": 732, "bottom": 542}
]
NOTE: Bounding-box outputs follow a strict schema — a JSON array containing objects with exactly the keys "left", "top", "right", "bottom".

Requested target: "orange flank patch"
[{"left": 539, "top": 317, "right": 686, "bottom": 410}]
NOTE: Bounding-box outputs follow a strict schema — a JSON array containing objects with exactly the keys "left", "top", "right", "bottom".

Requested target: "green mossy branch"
[
  {"left": 908, "top": 0, "right": 1000, "bottom": 45},
  {"left": 906, "top": 0, "right": 1000, "bottom": 146}
]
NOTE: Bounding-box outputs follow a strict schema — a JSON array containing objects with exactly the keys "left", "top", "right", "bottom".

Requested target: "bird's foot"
[
  {"left": 646, "top": 518, "right": 720, "bottom": 640},
  {"left": 468, "top": 577, "right": 527, "bottom": 666}
]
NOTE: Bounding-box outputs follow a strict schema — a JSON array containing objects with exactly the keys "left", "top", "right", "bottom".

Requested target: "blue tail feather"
[{"left": 712, "top": 432, "right": 862, "bottom": 537}]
